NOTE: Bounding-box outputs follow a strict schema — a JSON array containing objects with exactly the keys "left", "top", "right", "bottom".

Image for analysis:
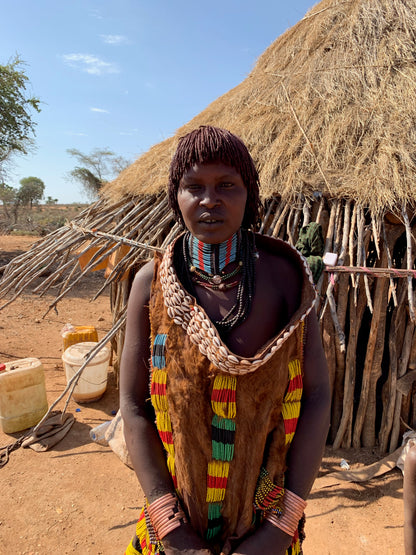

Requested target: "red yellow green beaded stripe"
[
  {"left": 281, "top": 323, "right": 305, "bottom": 446},
  {"left": 206, "top": 374, "right": 237, "bottom": 540},
  {"left": 151, "top": 334, "right": 177, "bottom": 489},
  {"left": 126, "top": 333, "right": 174, "bottom": 555}
]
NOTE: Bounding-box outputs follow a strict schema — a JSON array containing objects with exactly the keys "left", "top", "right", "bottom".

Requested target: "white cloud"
[
  {"left": 65, "top": 132, "right": 87, "bottom": 137},
  {"left": 90, "top": 107, "right": 110, "bottom": 114},
  {"left": 89, "top": 9, "right": 103, "bottom": 20},
  {"left": 100, "top": 34, "right": 128, "bottom": 45},
  {"left": 62, "top": 53, "right": 119, "bottom": 75}
]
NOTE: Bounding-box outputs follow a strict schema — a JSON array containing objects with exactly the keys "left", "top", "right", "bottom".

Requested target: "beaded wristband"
[
  {"left": 147, "top": 492, "right": 188, "bottom": 540},
  {"left": 264, "top": 488, "right": 307, "bottom": 537}
]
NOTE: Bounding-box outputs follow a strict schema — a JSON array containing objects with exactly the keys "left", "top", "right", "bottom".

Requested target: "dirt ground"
[{"left": 0, "top": 235, "right": 406, "bottom": 554}]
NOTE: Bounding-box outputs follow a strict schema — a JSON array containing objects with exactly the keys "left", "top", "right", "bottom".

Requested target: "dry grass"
[{"left": 104, "top": 0, "right": 416, "bottom": 217}]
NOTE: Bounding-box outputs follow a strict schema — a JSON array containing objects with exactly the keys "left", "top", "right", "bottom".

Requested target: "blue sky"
[{"left": 2, "top": 0, "right": 315, "bottom": 203}]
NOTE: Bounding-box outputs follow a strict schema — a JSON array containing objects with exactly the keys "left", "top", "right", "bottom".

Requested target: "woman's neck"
[{"left": 186, "top": 230, "right": 241, "bottom": 276}]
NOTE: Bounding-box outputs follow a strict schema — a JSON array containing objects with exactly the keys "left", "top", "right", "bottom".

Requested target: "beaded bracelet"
[
  {"left": 146, "top": 492, "right": 188, "bottom": 540},
  {"left": 264, "top": 488, "right": 307, "bottom": 537}
]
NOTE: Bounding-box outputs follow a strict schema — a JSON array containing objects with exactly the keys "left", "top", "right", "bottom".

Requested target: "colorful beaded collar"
[{"left": 160, "top": 235, "right": 317, "bottom": 376}]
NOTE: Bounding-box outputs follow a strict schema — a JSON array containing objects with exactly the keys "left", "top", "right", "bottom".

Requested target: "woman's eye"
[
  {"left": 182, "top": 183, "right": 201, "bottom": 191},
  {"left": 220, "top": 182, "right": 233, "bottom": 189}
]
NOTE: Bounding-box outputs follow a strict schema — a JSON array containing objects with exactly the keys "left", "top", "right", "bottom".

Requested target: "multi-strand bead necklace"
[{"left": 182, "top": 229, "right": 258, "bottom": 332}]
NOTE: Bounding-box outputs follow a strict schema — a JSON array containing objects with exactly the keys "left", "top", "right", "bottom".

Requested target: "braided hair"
[{"left": 168, "top": 125, "right": 263, "bottom": 230}]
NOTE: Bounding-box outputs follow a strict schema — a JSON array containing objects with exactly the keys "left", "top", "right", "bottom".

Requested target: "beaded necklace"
[{"left": 183, "top": 229, "right": 258, "bottom": 332}]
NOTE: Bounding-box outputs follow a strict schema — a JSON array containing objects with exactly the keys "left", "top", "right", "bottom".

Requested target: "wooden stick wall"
[{"left": 258, "top": 196, "right": 416, "bottom": 453}]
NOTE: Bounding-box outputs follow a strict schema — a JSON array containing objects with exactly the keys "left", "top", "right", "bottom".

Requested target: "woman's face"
[{"left": 177, "top": 161, "right": 247, "bottom": 244}]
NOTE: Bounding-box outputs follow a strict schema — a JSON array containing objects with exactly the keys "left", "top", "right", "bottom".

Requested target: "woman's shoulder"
[
  {"left": 255, "top": 234, "right": 305, "bottom": 277},
  {"left": 129, "top": 258, "right": 155, "bottom": 306}
]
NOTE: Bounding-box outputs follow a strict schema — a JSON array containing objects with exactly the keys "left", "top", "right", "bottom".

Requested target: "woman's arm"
[
  {"left": 119, "top": 260, "right": 212, "bottom": 555},
  {"left": 120, "top": 260, "right": 173, "bottom": 501},
  {"left": 232, "top": 309, "right": 331, "bottom": 555}
]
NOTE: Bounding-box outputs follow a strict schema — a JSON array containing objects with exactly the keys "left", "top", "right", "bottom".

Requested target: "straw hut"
[{"left": 2, "top": 0, "right": 416, "bottom": 453}]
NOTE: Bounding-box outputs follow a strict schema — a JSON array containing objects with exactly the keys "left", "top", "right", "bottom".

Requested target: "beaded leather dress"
[{"left": 128, "top": 234, "right": 316, "bottom": 555}]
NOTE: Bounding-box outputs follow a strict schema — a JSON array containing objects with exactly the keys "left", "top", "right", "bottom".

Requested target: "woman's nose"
[{"left": 200, "top": 187, "right": 219, "bottom": 207}]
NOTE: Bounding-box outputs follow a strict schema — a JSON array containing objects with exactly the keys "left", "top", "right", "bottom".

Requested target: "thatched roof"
[{"left": 104, "top": 0, "right": 416, "bottom": 217}]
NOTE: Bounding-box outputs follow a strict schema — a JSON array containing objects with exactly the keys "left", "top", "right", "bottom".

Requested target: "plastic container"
[
  {"left": 62, "top": 325, "right": 98, "bottom": 352},
  {"left": 89, "top": 420, "right": 111, "bottom": 446},
  {"left": 62, "top": 342, "right": 110, "bottom": 403},
  {"left": 0, "top": 358, "right": 48, "bottom": 433}
]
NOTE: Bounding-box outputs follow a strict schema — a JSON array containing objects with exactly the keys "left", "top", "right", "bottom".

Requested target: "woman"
[{"left": 120, "top": 126, "right": 330, "bottom": 555}]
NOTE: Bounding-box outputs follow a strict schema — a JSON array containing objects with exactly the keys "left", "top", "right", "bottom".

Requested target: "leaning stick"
[
  {"left": 372, "top": 216, "right": 381, "bottom": 259},
  {"left": 286, "top": 206, "right": 295, "bottom": 245},
  {"left": 379, "top": 282, "right": 408, "bottom": 452},
  {"left": 259, "top": 198, "right": 277, "bottom": 234},
  {"left": 362, "top": 243, "right": 374, "bottom": 314},
  {"left": 302, "top": 198, "right": 311, "bottom": 227},
  {"left": 319, "top": 201, "right": 346, "bottom": 350},
  {"left": 333, "top": 287, "right": 367, "bottom": 449},
  {"left": 402, "top": 205, "right": 415, "bottom": 322},
  {"left": 315, "top": 196, "right": 325, "bottom": 224},
  {"left": 349, "top": 204, "right": 358, "bottom": 290},
  {"left": 382, "top": 221, "right": 398, "bottom": 307},
  {"left": 356, "top": 206, "right": 365, "bottom": 308},
  {"left": 390, "top": 319, "right": 415, "bottom": 451},
  {"left": 161, "top": 222, "right": 183, "bottom": 248},
  {"left": 265, "top": 200, "right": 285, "bottom": 236},
  {"left": 352, "top": 249, "right": 389, "bottom": 448},
  {"left": 32, "top": 257, "right": 78, "bottom": 296},
  {"left": 67, "top": 223, "right": 165, "bottom": 253},
  {"left": 290, "top": 204, "right": 302, "bottom": 246},
  {"left": 272, "top": 203, "right": 290, "bottom": 238}
]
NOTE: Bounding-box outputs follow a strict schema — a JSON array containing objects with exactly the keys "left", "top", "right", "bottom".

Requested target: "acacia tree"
[
  {"left": 67, "top": 148, "right": 130, "bottom": 200},
  {"left": 0, "top": 56, "right": 41, "bottom": 177},
  {"left": 18, "top": 176, "right": 45, "bottom": 209}
]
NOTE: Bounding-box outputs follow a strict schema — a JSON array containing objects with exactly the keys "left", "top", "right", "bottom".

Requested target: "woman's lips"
[{"left": 198, "top": 213, "right": 224, "bottom": 224}]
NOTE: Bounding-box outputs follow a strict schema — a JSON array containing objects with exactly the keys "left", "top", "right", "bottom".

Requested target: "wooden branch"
[
  {"left": 353, "top": 250, "right": 389, "bottom": 447},
  {"left": 266, "top": 200, "right": 285, "bottom": 236},
  {"left": 372, "top": 216, "right": 381, "bottom": 259},
  {"left": 290, "top": 200, "right": 302, "bottom": 246},
  {"left": 349, "top": 204, "right": 358, "bottom": 290},
  {"left": 379, "top": 282, "right": 408, "bottom": 452},
  {"left": 382, "top": 220, "right": 398, "bottom": 306},
  {"left": 271, "top": 203, "right": 290, "bottom": 238},
  {"left": 259, "top": 198, "right": 277, "bottom": 234},
  {"left": 402, "top": 205, "right": 415, "bottom": 322},
  {"left": 325, "top": 266, "right": 416, "bottom": 278},
  {"left": 302, "top": 198, "right": 311, "bottom": 227},
  {"left": 390, "top": 320, "right": 415, "bottom": 451},
  {"left": 67, "top": 223, "right": 165, "bottom": 252},
  {"left": 333, "top": 286, "right": 367, "bottom": 449}
]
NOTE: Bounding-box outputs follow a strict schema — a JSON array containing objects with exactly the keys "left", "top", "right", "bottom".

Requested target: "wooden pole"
[
  {"left": 390, "top": 319, "right": 415, "bottom": 451},
  {"left": 333, "top": 282, "right": 367, "bottom": 449},
  {"left": 379, "top": 281, "right": 408, "bottom": 453},
  {"left": 352, "top": 250, "right": 389, "bottom": 448}
]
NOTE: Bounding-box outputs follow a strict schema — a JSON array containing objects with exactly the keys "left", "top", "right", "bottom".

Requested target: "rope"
[{"left": 0, "top": 433, "right": 30, "bottom": 468}]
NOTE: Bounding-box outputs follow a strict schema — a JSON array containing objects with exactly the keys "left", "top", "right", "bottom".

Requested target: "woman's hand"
[
  {"left": 228, "top": 521, "right": 292, "bottom": 555},
  {"left": 162, "top": 523, "right": 214, "bottom": 555}
]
